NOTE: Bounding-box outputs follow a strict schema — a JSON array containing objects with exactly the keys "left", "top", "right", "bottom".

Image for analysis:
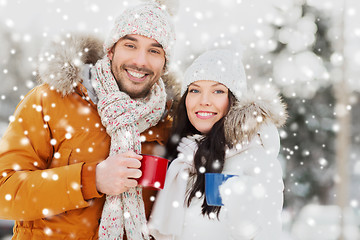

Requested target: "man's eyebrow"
[
  {"left": 122, "top": 35, "right": 137, "bottom": 41},
  {"left": 122, "top": 35, "right": 163, "bottom": 49},
  {"left": 151, "top": 42, "right": 163, "bottom": 48}
]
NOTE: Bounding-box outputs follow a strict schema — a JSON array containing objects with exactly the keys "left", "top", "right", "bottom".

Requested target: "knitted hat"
[
  {"left": 182, "top": 49, "right": 247, "bottom": 100},
  {"left": 104, "top": 1, "right": 176, "bottom": 69}
]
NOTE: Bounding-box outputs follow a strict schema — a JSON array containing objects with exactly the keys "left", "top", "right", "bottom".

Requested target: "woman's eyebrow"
[
  {"left": 211, "top": 83, "right": 227, "bottom": 88},
  {"left": 189, "top": 83, "right": 225, "bottom": 87}
]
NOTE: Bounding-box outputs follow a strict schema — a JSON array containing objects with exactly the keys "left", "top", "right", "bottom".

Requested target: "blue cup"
[{"left": 205, "top": 173, "right": 237, "bottom": 206}]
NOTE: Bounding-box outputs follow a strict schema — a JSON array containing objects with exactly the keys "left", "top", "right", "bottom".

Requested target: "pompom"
[{"left": 140, "top": 0, "right": 179, "bottom": 16}]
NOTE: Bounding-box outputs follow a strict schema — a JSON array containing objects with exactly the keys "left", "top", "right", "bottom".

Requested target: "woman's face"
[{"left": 185, "top": 80, "right": 230, "bottom": 134}]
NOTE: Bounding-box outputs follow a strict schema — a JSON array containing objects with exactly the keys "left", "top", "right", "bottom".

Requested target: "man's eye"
[
  {"left": 125, "top": 44, "right": 135, "bottom": 49},
  {"left": 150, "top": 49, "right": 161, "bottom": 54}
]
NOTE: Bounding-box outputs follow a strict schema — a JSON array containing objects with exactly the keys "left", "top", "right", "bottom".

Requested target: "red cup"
[{"left": 138, "top": 154, "right": 169, "bottom": 190}]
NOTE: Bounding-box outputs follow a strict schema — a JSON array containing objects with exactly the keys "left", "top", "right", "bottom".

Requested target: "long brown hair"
[{"left": 165, "top": 89, "right": 236, "bottom": 217}]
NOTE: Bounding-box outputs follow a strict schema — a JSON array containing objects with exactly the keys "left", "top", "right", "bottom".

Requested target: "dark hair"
[{"left": 165, "top": 89, "right": 236, "bottom": 217}]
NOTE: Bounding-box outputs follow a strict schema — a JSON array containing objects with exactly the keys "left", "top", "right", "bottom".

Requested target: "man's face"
[{"left": 108, "top": 34, "right": 166, "bottom": 99}]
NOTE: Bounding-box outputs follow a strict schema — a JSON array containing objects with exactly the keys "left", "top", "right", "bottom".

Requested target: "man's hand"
[{"left": 96, "top": 151, "right": 143, "bottom": 195}]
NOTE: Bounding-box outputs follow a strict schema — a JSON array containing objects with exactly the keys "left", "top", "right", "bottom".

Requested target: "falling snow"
[{"left": 0, "top": 0, "right": 359, "bottom": 239}]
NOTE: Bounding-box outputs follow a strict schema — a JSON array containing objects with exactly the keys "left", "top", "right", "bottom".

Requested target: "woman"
[{"left": 148, "top": 49, "right": 287, "bottom": 239}]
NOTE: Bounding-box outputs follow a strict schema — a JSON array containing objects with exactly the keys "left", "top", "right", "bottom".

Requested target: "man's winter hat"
[
  {"left": 182, "top": 49, "right": 247, "bottom": 100},
  {"left": 104, "top": 1, "right": 176, "bottom": 69}
]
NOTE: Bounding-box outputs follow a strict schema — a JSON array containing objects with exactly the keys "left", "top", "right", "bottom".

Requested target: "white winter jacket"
[{"left": 148, "top": 86, "right": 287, "bottom": 240}]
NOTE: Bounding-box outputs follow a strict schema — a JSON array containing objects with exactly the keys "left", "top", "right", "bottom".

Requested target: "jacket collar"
[{"left": 224, "top": 85, "right": 288, "bottom": 144}]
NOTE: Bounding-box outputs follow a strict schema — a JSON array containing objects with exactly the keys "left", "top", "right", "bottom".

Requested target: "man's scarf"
[{"left": 92, "top": 56, "right": 166, "bottom": 239}]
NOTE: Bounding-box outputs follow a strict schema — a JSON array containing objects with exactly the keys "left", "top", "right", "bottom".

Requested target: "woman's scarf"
[{"left": 92, "top": 56, "right": 166, "bottom": 239}]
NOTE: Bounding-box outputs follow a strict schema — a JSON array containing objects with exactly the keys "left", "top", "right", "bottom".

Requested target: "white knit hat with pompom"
[
  {"left": 182, "top": 49, "right": 247, "bottom": 100},
  {"left": 104, "top": 0, "right": 176, "bottom": 69}
]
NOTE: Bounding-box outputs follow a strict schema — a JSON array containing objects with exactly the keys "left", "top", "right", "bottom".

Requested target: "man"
[{"left": 0, "top": 1, "right": 177, "bottom": 239}]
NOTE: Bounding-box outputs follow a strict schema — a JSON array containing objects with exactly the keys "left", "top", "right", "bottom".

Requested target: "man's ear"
[
  {"left": 162, "top": 60, "right": 167, "bottom": 74},
  {"left": 108, "top": 46, "right": 115, "bottom": 60}
]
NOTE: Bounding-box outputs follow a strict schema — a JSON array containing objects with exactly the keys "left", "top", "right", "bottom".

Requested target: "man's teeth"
[
  {"left": 128, "top": 70, "right": 146, "bottom": 78},
  {"left": 197, "top": 112, "right": 214, "bottom": 117}
]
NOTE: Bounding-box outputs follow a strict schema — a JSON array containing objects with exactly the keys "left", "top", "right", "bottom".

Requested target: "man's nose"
[{"left": 132, "top": 50, "right": 147, "bottom": 67}]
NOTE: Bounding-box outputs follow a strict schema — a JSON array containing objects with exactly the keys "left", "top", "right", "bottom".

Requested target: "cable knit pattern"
[{"left": 92, "top": 56, "right": 166, "bottom": 240}]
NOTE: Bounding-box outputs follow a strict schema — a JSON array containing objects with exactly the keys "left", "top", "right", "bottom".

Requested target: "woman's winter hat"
[
  {"left": 182, "top": 49, "right": 247, "bottom": 100},
  {"left": 104, "top": 1, "right": 176, "bottom": 69}
]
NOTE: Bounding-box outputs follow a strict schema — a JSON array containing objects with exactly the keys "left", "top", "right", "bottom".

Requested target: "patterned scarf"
[{"left": 92, "top": 56, "right": 166, "bottom": 240}]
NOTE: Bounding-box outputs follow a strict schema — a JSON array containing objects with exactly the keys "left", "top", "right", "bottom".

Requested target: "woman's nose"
[{"left": 199, "top": 92, "right": 211, "bottom": 106}]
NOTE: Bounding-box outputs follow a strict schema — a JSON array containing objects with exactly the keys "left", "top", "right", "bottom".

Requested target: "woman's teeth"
[{"left": 197, "top": 112, "right": 214, "bottom": 117}]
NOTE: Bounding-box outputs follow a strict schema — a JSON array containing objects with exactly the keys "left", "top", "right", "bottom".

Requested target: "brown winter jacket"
[{"left": 0, "top": 34, "right": 179, "bottom": 239}]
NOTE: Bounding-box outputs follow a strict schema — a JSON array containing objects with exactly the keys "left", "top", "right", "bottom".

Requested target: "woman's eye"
[
  {"left": 189, "top": 89, "right": 199, "bottom": 93},
  {"left": 214, "top": 90, "right": 225, "bottom": 94}
]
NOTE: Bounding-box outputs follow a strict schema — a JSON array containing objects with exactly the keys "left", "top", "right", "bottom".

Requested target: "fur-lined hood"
[
  {"left": 37, "top": 33, "right": 180, "bottom": 102},
  {"left": 224, "top": 85, "right": 287, "bottom": 144}
]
